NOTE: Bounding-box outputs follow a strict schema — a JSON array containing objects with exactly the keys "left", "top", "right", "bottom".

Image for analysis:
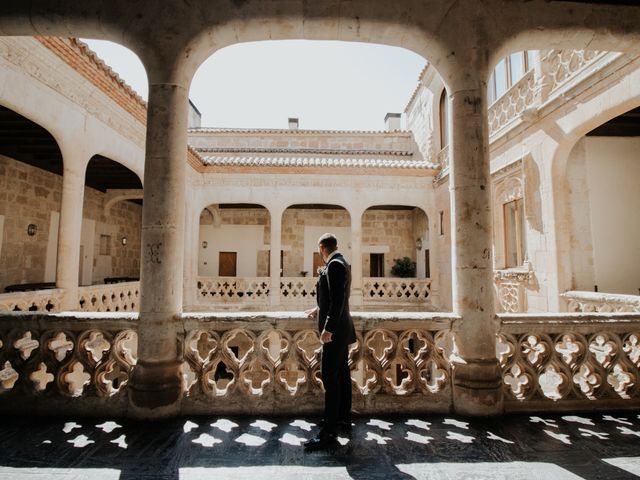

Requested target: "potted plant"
[{"left": 390, "top": 257, "right": 416, "bottom": 278}]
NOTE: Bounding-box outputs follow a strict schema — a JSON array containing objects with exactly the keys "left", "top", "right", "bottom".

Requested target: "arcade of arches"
[{"left": 0, "top": 1, "right": 639, "bottom": 420}]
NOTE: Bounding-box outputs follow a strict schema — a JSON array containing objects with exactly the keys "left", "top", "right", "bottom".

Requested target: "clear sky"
[{"left": 82, "top": 39, "right": 426, "bottom": 131}]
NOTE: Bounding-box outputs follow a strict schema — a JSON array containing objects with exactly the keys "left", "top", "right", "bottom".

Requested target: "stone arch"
[
  {"left": 0, "top": 104, "right": 65, "bottom": 292},
  {"left": 197, "top": 202, "right": 271, "bottom": 278},
  {"left": 550, "top": 71, "right": 640, "bottom": 298},
  {"left": 79, "top": 155, "right": 143, "bottom": 286},
  {"left": 281, "top": 203, "right": 351, "bottom": 279},
  {"left": 360, "top": 205, "right": 430, "bottom": 279}
]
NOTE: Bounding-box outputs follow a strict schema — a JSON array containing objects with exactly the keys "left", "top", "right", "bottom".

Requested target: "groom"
[{"left": 304, "top": 233, "right": 356, "bottom": 451}]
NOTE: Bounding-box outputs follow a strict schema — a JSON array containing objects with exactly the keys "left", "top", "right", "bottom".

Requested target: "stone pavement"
[{"left": 0, "top": 411, "right": 639, "bottom": 479}]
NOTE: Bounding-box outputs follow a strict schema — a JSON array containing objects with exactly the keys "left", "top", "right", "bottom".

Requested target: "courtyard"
[{"left": 0, "top": 412, "right": 639, "bottom": 479}]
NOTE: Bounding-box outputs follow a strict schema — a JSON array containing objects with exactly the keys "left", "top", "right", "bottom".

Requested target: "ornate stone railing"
[
  {"left": 2, "top": 311, "right": 639, "bottom": 415},
  {"left": 498, "top": 313, "right": 640, "bottom": 411},
  {"left": 541, "top": 49, "right": 606, "bottom": 94},
  {"left": 494, "top": 267, "right": 533, "bottom": 313},
  {"left": 0, "top": 311, "right": 456, "bottom": 415},
  {"left": 0, "top": 288, "right": 65, "bottom": 312},
  {"left": 562, "top": 291, "right": 640, "bottom": 313},
  {"left": 363, "top": 278, "right": 431, "bottom": 304},
  {"left": 196, "top": 277, "right": 271, "bottom": 306},
  {"left": 0, "top": 312, "right": 137, "bottom": 415},
  {"left": 77, "top": 282, "right": 140, "bottom": 312},
  {"left": 488, "top": 68, "right": 537, "bottom": 136},
  {"left": 280, "top": 277, "right": 317, "bottom": 305},
  {"left": 180, "top": 312, "right": 455, "bottom": 414}
]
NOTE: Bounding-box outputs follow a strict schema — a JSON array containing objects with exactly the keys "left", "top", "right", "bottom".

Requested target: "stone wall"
[
  {"left": 281, "top": 208, "right": 350, "bottom": 277},
  {"left": 82, "top": 184, "right": 142, "bottom": 284},
  {"left": 362, "top": 209, "right": 417, "bottom": 276},
  {"left": 0, "top": 155, "right": 61, "bottom": 291},
  {"left": 188, "top": 131, "right": 416, "bottom": 154},
  {"left": 199, "top": 206, "right": 270, "bottom": 276},
  {"left": 0, "top": 155, "right": 142, "bottom": 291}
]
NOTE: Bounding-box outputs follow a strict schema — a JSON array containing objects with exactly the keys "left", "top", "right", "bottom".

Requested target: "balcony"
[{"left": 1, "top": 310, "right": 638, "bottom": 416}]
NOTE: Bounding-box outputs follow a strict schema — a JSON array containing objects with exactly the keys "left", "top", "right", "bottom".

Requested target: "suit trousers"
[{"left": 321, "top": 338, "right": 352, "bottom": 434}]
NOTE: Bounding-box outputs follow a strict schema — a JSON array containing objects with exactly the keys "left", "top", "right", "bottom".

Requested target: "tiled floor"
[{"left": 0, "top": 412, "right": 639, "bottom": 479}]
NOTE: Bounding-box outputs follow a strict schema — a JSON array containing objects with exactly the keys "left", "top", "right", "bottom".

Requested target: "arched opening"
[
  {"left": 80, "top": 156, "right": 142, "bottom": 292},
  {"left": 196, "top": 203, "right": 271, "bottom": 309},
  {"left": 565, "top": 107, "right": 640, "bottom": 296},
  {"left": 0, "top": 105, "right": 63, "bottom": 295},
  {"left": 361, "top": 205, "right": 433, "bottom": 310},
  {"left": 279, "top": 204, "right": 350, "bottom": 309}
]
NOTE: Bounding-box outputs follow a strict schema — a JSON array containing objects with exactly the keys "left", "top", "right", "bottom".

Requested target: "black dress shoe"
[
  {"left": 303, "top": 432, "right": 338, "bottom": 451},
  {"left": 317, "top": 419, "right": 352, "bottom": 432}
]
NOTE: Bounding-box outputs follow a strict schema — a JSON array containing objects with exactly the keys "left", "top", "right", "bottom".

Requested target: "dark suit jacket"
[{"left": 316, "top": 252, "right": 356, "bottom": 345}]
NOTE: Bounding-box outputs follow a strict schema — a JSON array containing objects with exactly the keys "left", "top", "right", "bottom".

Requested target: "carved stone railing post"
[{"left": 448, "top": 60, "right": 503, "bottom": 415}]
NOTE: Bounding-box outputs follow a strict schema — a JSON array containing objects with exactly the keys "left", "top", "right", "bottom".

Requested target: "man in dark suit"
[{"left": 304, "top": 233, "right": 356, "bottom": 451}]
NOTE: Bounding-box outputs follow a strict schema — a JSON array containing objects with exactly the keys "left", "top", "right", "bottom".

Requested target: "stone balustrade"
[
  {"left": 77, "top": 282, "right": 140, "bottom": 312},
  {"left": 196, "top": 277, "right": 271, "bottom": 307},
  {"left": 0, "top": 288, "right": 65, "bottom": 313},
  {"left": 362, "top": 278, "right": 432, "bottom": 304},
  {"left": 498, "top": 312, "right": 640, "bottom": 411},
  {"left": 562, "top": 291, "right": 640, "bottom": 313},
  {"left": 180, "top": 312, "right": 455, "bottom": 415},
  {"left": 494, "top": 267, "right": 533, "bottom": 313},
  {"left": 195, "top": 276, "right": 433, "bottom": 309},
  {"left": 0, "top": 282, "right": 140, "bottom": 313},
  {"left": 0, "top": 312, "right": 137, "bottom": 415},
  {"left": 279, "top": 277, "right": 317, "bottom": 306},
  {"left": 1, "top": 311, "right": 639, "bottom": 416},
  {"left": 488, "top": 69, "right": 537, "bottom": 136},
  {"left": 540, "top": 49, "right": 606, "bottom": 94}
]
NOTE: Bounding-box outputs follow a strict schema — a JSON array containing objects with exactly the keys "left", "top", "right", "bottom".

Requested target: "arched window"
[{"left": 439, "top": 89, "right": 449, "bottom": 149}]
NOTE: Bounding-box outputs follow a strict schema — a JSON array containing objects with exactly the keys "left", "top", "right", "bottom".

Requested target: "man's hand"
[
  {"left": 304, "top": 307, "right": 318, "bottom": 318},
  {"left": 321, "top": 330, "right": 333, "bottom": 344}
]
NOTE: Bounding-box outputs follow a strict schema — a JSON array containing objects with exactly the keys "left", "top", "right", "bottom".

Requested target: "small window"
[
  {"left": 509, "top": 52, "right": 525, "bottom": 85},
  {"left": 439, "top": 89, "right": 449, "bottom": 149},
  {"left": 494, "top": 58, "right": 508, "bottom": 98},
  {"left": 99, "top": 235, "right": 111, "bottom": 256},
  {"left": 425, "top": 249, "right": 431, "bottom": 278},
  {"left": 504, "top": 198, "right": 525, "bottom": 268},
  {"left": 439, "top": 211, "right": 444, "bottom": 236},
  {"left": 370, "top": 253, "right": 384, "bottom": 277}
]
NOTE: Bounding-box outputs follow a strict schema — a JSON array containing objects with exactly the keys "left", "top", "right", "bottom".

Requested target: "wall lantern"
[
  {"left": 415, "top": 238, "right": 423, "bottom": 251},
  {"left": 202, "top": 241, "right": 208, "bottom": 249},
  {"left": 27, "top": 224, "right": 37, "bottom": 236},
  {"left": 121, "top": 237, "right": 127, "bottom": 246}
]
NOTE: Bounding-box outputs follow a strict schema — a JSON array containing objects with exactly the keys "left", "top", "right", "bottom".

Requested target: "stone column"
[
  {"left": 129, "top": 80, "right": 189, "bottom": 418},
  {"left": 56, "top": 156, "right": 86, "bottom": 311},
  {"left": 448, "top": 77, "right": 503, "bottom": 415},
  {"left": 269, "top": 208, "right": 282, "bottom": 307},
  {"left": 182, "top": 207, "right": 200, "bottom": 311},
  {"left": 349, "top": 209, "right": 364, "bottom": 306}
]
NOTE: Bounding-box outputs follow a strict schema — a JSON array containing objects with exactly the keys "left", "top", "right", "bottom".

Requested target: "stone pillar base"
[
  {"left": 129, "top": 359, "right": 183, "bottom": 418},
  {"left": 452, "top": 358, "right": 503, "bottom": 416}
]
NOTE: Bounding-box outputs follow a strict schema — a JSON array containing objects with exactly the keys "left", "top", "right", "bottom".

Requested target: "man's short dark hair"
[{"left": 318, "top": 233, "right": 338, "bottom": 252}]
